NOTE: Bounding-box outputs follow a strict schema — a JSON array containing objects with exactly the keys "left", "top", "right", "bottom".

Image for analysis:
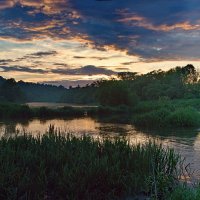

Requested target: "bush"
[
  {"left": 132, "top": 102, "right": 200, "bottom": 128},
  {"left": 166, "top": 107, "right": 200, "bottom": 127},
  {"left": 132, "top": 108, "right": 171, "bottom": 127}
]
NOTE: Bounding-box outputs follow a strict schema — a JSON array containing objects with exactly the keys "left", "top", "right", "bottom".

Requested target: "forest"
[
  {"left": 0, "top": 64, "right": 198, "bottom": 105},
  {"left": 61, "top": 64, "right": 200, "bottom": 105}
]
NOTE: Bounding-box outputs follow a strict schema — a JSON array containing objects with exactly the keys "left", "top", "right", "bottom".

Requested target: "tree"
[
  {"left": 0, "top": 79, "right": 26, "bottom": 102},
  {"left": 97, "top": 80, "right": 138, "bottom": 106},
  {"left": 117, "top": 72, "right": 138, "bottom": 80},
  {"left": 181, "top": 64, "right": 199, "bottom": 83}
]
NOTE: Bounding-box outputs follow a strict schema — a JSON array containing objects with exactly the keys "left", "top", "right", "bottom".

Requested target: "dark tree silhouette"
[{"left": 0, "top": 79, "right": 25, "bottom": 102}]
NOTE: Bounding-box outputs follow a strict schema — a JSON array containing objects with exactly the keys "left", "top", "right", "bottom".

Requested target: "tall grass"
[
  {"left": 166, "top": 107, "right": 200, "bottom": 127},
  {"left": 132, "top": 99, "right": 200, "bottom": 128},
  {"left": 0, "top": 128, "right": 182, "bottom": 200},
  {"left": 167, "top": 186, "right": 200, "bottom": 200}
]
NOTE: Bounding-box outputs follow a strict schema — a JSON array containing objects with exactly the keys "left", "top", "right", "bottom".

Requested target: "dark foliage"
[
  {"left": 0, "top": 79, "right": 26, "bottom": 103},
  {"left": 0, "top": 132, "right": 181, "bottom": 200}
]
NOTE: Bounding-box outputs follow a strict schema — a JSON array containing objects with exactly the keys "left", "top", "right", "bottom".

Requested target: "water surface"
[
  {"left": 26, "top": 102, "right": 98, "bottom": 108},
  {"left": 1, "top": 116, "right": 200, "bottom": 181}
]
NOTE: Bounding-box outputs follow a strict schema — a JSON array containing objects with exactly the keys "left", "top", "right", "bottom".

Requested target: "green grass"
[
  {"left": 167, "top": 186, "right": 200, "bottom": 200},
  {"left": 166, "top": 107, "right": 200, "bottom": 127},
  {"left": 0, "top": 128, "right": 182, "bottom": 200},
  {"left": 132, "top": 99, "right": 200, "bottom": 128}
]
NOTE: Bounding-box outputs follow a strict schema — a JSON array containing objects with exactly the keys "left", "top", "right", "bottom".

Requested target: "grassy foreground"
[{"left": 0, "top": 129, "right": 182, "bottom": 200}]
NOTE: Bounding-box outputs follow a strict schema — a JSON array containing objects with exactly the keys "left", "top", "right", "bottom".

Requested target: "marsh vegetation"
[{"left": 0, "top": 128, "right": 183, "bottom": 200}]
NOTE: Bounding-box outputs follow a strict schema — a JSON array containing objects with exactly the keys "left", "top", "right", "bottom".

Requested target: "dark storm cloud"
[{"left": 1, "top": 0, "right": 200, "bottom": 61}]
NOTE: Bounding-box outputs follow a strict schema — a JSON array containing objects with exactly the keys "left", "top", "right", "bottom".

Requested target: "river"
[{"left": 0, "top": 116, "right": 200, "bottom": 181}]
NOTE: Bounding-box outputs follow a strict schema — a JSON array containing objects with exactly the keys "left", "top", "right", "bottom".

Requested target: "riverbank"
[
  {"left": 132, "top": 99, "right": 200, "bottom": 128},
  {"left": 0, "top": 128, "right": 183, "bottom": 200},
  {"left": 96, "top": 98, "right": 200, "bottom": 128},
  {"left": 0, "top": 103, "right": 86, "bottom": 119},
  {"left": 1, "top": 98, "right": 200, "bottom": 128}
]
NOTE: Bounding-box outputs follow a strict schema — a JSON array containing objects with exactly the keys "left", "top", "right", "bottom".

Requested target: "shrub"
[
  {"left": 132, "top": 108, "right": 171, "bottom": 127},
  {"left": 166, "top": 107, "right": 200, "bottom": 127}
]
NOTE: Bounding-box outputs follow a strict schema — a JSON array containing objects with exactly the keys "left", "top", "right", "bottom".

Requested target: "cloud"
[
  {"left": 53, "top": 63, "right": 68, "bottom": 66},
  {"left": 121, "top": 61, "right": 138, "bottom": 65},
  {"left": 115, "top": 67, "right": 130, "bottom": 71},
  {"left": 0, "top": 59, "right": 14, "bottom": 63},
  {"left": 73, "top": 56, "right": 86, "bottom": 59},
  {"left": 1, "top": 0, "right": 200, "bottom": 62},
  {"left": 0, "top": 65, "right": 46, "bottom": 74},
  {"left": 0, "top": 64, "right": 117, "bottom": 76},
  {"left": 73, "top": 55, "right": 116, "bottom": 60},
  {"left": 51, "top": 65, "right": 117, "bottom": 76},
  {"left": 25, "top": 51, "right": 57, "bottom": 58},
  {"left": 117, "top": 14, "right": 200, "bottom": 32},
  {"left": 0, "top": 51, "right": 57, "bottom": 67},
  {"left": 0, "top": 1, "right": 14, "bottom": 10},
  {"left": 10, "top": 51, "right": 58, "bottom": 62}
]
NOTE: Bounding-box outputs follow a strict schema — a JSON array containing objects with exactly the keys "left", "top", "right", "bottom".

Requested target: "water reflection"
[
  {"left": 26, "top": 102, "right": 98, "bottom": 108},
  {"left": 0, "top": 116, "right": 200, "bottom": 179}
]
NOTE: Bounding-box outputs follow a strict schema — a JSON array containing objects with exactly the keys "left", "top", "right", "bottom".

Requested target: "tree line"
[
  {"left": 0, "top": 64, "right": 199, "bottom": 105},
  {"left": 61, "top": 64, "right": 200, "bottom": 106}
]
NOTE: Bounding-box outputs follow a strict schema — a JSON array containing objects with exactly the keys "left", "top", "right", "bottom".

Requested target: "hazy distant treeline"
[
  {"left": 0, "top": 64, "right": 199, "bottom": 104},
  {"left": 0, "top": 78, "right": 66, "bottom": 103}
]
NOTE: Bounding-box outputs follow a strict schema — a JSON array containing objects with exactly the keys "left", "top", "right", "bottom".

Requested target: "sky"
[{"left": 0, "top": 0, "right": 200, "bottom": 87}]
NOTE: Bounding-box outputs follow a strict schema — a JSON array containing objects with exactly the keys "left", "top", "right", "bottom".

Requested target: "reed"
[{"left": 0, "top": 127, "right": 182, "bottom": 199}]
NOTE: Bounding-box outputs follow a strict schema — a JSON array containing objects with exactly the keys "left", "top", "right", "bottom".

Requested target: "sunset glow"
[{"left": 0, "top": 0, "right": 200, "bottom": 87}]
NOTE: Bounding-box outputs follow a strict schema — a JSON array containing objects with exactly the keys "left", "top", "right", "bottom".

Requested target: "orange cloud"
[
  {"left": 118, "top": 14, "right": 200, "bottom": 31},
  {"left": 0, "top": 1, "right": 15, "bottom": 9},
  {"left": 0, "top": 0, "right": 72, "bottom": 15}
]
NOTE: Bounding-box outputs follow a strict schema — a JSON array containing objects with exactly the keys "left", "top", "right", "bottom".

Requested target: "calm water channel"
[{"left": 1, "top": 102, "right": 200, "bottom": 181}]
